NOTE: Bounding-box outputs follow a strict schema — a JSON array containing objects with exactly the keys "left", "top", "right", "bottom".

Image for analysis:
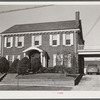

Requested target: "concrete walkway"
[{"left": 72, "top": 75, "right": 100, "bottom": 91}]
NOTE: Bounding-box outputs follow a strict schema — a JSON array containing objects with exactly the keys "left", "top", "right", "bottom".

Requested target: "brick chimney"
[{"left": 75, "top": 11, "right": 80, "bottom": 21}]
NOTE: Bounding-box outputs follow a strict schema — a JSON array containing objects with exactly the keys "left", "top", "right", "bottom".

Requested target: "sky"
[{"left": 0, "top": 3, "right": 100, "bottom": 51}]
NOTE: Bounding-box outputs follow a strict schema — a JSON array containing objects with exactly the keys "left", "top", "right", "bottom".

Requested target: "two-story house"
[{"left": 0, "top": 12, "right": 84, "bottom": 73}]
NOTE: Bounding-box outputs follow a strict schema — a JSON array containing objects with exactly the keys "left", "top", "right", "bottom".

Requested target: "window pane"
[
  {"left": 8, "top": 37, "right": 11, "bottom": 42},
  {"left": 66, "top": 40, "right": 70, "bottom": 45},
  {"left": 35, "top": 41, "right": 39, "bottom": 45},
  {"left": 7, "top": 42, "right": 10, "bottom": 47},
  {"left": 18, "top": 42, "right": 22, "bottom": 46},
  {"left": 66, "top": 34, "right": 70, "bottom": 39},
  {"left": 53, "top": 40, "right": 57, "bottom": 45}
]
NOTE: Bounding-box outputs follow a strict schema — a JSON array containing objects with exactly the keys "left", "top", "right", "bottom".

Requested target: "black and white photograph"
[{"left": 1, "top": 2, "right": 100, "bottom": 95}]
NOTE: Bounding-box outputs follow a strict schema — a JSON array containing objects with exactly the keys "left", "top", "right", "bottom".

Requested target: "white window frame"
[
  {"left": 63, "top": 33, "right": 73, "bottom": 46},
  {"left": 4, "top": 37, "right": 13, "bottom": 48},
  {"left": 32, "top": 35, "right": 42, "bottom": 47},
  {"left": 50, "top": 34, "right": 60, "bottom": 47},
  {"left": 17, "top": 55, "right": 20, "bottom": 60},
  {"left": 15, "top": 36, "right": 24, "bottom": 48}
]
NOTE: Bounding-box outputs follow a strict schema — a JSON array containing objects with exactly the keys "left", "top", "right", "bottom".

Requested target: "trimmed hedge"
[
  {"left": 0, "top": 57, "right": 9, "bottom": 73},
  {"left": 18, "top": 57, "right": 31, "bottom": 75},
  {"left": 8, "top": 59, "right": 19, "bottom": 73}
]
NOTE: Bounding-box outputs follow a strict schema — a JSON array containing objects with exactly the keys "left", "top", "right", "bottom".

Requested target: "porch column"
[
  {"left": 40, "top": 52, "right": 43, "bottom": 65},
  {"left": 24, "top": 53, "right": 26, "bottom": 57}
]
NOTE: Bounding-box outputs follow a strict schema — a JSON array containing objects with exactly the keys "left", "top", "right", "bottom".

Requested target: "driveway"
[{"left": 72, "top": 75, "right": 100, "bottom": 91}]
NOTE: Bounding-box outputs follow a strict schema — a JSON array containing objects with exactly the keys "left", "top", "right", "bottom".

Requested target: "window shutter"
[
  {"left": 12, "top": 55, "right": 14, "bottom": 62},
  {"left": 63, "top": 34, "right": 66, "bottom": 45},
  {"left": 22, "top": 36, "right": 24, "bottom": 47},
  {"left": 53, "top": 54, "right": 57, "bottom": 66},
  {"left": 32, "top": 35, "right": 34, "bottom": 46},
  {"left": 4, "top": 37, "right": 7, "bottom": 47},
  {"left": 39, "top": 35, "right": 42, "bottom": 46},
  {"left": 50, "top": 34, "right": 52, "bottom": 46},
  {"left": 70, "top": 33, "right": 73, "bottom": 45},
  {"left": 11, "top": 37, "right": 13, "bottom": 47},
  {"left": 15, "top": 36, "right": 18, "bottom": 47},
  {"left": 57, "top": 34, "right": 60, "bottom": 45}
]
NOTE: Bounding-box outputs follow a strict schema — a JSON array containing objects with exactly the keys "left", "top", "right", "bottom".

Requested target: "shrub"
[
  {"left": 18, "top": 57, "right": 31, "bottom": 75},
  {"left": 0, "top": 57, "right": 9, "bottom": 73},
  {"left": 44, "top": 67, "right": 55, "bottom": 73},
  {"left": 31, "top": 57, "right": 42, "bottom": 73},
  {"left": 54, "top": 65, "right": 65, "bottom": 73},
  {"left": 8, "top": 59, "right": 19, "bottom": 73}
]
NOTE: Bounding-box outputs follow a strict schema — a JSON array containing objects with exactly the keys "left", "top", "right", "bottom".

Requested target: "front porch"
[{"left": 23, "top": 46, "right": 48, "bottom": 67}]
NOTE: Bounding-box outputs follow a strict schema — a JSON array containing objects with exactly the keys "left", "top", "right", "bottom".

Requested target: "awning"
[{"left": 23, "top": 46, "right": 43, "bottom": 53}]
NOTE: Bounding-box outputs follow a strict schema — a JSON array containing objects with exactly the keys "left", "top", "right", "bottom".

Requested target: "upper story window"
[
  {"left": 50, "top": 34, "right": 60, "bottom": 46},
  {"left": 4, "top": 37, "right": 13, "bottom": 48},
  {"left": 63, "top": 33, "right": 73, "bottom": 46},
  {"left": 15, "top": 36, "right": 24, "bottom": 48},
  {"left": 32, "top": 35, "right": 42, "bottom": 46}
]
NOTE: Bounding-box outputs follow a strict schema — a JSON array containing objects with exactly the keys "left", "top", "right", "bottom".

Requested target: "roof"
[{"left": 1, "top": 20, "right": 79, "bottom": 34}]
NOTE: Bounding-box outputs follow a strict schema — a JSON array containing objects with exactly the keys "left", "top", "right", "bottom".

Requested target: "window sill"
[
  {"left": 16, "top": 46, "right": 24, "bottom": 48},
  {"left": 50, "top": 45, "right": 59, "bottom": 47},
  {"left": 5, "top": 47, "right": 12, "bottom": 48}
]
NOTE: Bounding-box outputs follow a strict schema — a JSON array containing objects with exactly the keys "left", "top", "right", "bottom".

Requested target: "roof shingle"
[{"left": 1, "top": 20, "right": 79, "bottom": 34}]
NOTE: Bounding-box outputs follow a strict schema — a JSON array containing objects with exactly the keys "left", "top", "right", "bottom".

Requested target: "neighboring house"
[{"left": 0, "top": 12, "right": 84, "bottom": 73}]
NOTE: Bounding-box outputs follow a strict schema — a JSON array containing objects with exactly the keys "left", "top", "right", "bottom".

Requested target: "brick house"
[{"left": 0, "top": 12, "right": 84, "bottom": 73}]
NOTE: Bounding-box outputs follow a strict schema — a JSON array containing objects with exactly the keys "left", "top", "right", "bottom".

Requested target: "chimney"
[{"left": 75, "top": 11, "right": 80, "bottom": 21}]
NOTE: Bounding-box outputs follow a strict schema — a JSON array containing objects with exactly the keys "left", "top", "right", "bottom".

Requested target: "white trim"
[
  {"left": 24, "top": 53, "right": 26, "bottom": 57},
  {"left": 70, "top": 33, "right": 73, "bottom": 45},
  {"left": 39, "top": 35, "right": 42, "bottom": 46},
  {"left": 63, "top": 33, "right": 66, "bottom": 45},
  {"left": 53, "top": 54, "right": 57, "bottom": 66},
  {"left": 57, "top": 34, "right": 60, "bottom": 45},
  {"left": 32, "top": 35, "right": 35, "bottom": 46},
  {"left": 11, "top": 37, "right": 13, "bottom": 47},
  {"left": 12, "top": 55, "right": 14, "bottom": 62},
  {"left": 4, "top": 37, "right": 7, "bottom": 47},
  {"left": 49, "top": 34, "right": 52, "bottom": 46},
  {"left": 23, "top": 46, "right": 43, "bottom": 53},
  {"left": 0, "top": 29, "right": 79, "bottom": 36},
  {"left": 15, "top": 36, "right": 18, "bottom": 47},
  {"left": 17, "top": 55, "right": 20, "bottom": 60},
  {"left": 6, "top": 55, "right": 8, "bottom": 60}
]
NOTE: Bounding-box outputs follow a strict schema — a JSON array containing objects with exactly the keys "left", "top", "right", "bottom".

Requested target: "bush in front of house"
[
  {"left": 0, "top": 57, "right": 10, "bottom": 73},
  {"left": 54, "top": 65, "right": 65, "bottom": 73},
  {"left": 8, "top": 59, "right": 19, "bottom": 73},
  {"left": 31, "top": 57, "right": 42, "bottom": 73},
  {"left": 18, "top": 57, "right": 31, "bottom": 75}
]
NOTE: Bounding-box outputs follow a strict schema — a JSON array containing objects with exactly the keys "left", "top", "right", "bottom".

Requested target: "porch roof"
[{"left": 23, "top": 46, "right": 43, "bottom": 53}]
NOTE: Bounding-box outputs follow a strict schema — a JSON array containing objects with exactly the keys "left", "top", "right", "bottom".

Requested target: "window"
[
  {"left": 66, "top": 34, "right": 70, "bottom": 45},
  {"left": 4, "top": 37, "right": 13, "bottom": 48},
  {"left": 63, "top": 33, "right": 73, "bottom": 46},
  {"left": 50, "top": 34, "right": 60, "bottom": 46},
  {"left": 53, "top": 54, "right": 63, "bottom": 66},
  {"left": 15, "top": 36, "right": 24, "bottom": 48},
  {"left": 32, "top": 35, "right": 42, "bottom": 46}
]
